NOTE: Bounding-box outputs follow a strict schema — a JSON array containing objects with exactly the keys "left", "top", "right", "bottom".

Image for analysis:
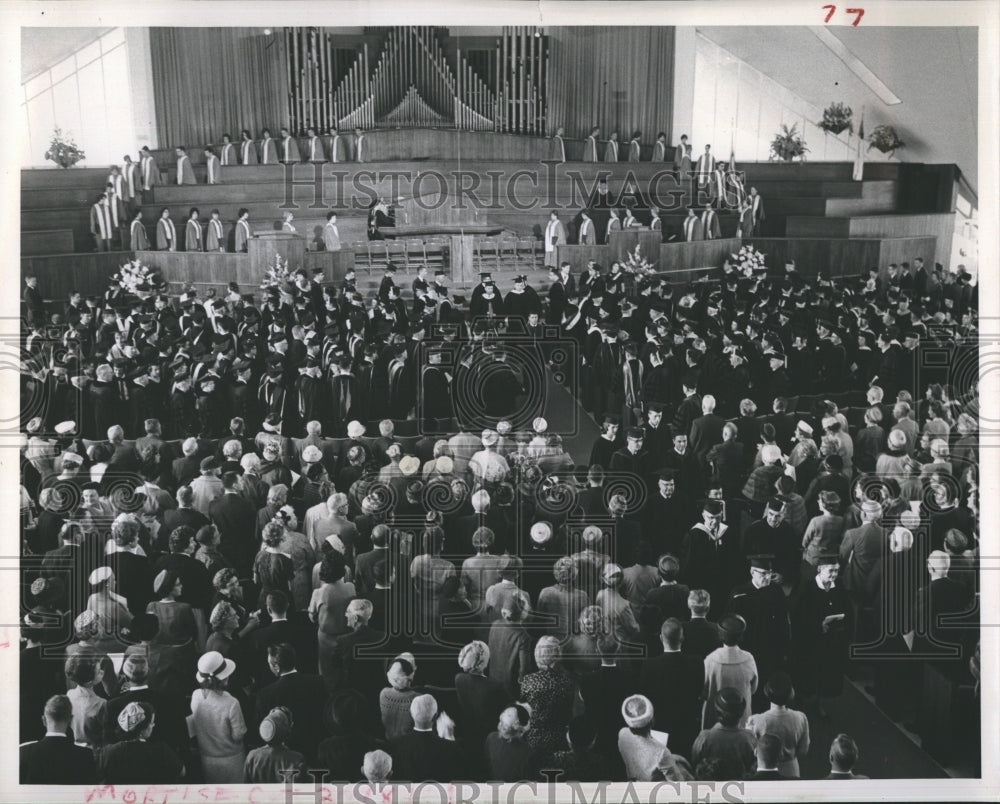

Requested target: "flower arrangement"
[
  {"left": 769, "top": 124, "right": 808, "bottom": 162},
  {"left": 868, "top": 124, "right": 905, "bottom": 155},
  {"left": 730, "top": 245, "right": 767, "bottom": 278},
  {"left": 260, "top": 254, "right": 299, "bottom": 298},
  {"left": 818, "top": 102, "right": 853, "bottom": 136},
  {"left": 622, "top": 243, "right": 657, "bottom": 275},
  {"left": 115, "top": 260, "right": 165, "bottom": 296},
  {"left": 44, "top": 128, "right": 86, "bottom": 168}
]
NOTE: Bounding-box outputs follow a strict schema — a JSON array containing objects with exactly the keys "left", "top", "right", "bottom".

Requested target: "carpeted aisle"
[{"left": 797, "top": 680, "right": 949, "bottom": 779}]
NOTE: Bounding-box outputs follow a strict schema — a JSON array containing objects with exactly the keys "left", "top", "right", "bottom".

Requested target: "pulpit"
[{"left": 250, "top": 231, "right": 306, "bottom": 282}]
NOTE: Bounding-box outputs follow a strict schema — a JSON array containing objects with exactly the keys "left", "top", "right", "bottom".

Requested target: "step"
[{"left": 22, "top": 229, "right": 75, "bottom": 256}]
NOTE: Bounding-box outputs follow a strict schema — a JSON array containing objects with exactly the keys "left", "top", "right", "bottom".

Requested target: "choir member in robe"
[
  {"left": 204, "top": 148, "right": 222, "bottom": 185},
  {"left": 206, "top": 210, "right": 226, "bottom": 252},
  {"left": 185, "top": 208, "right": 203, "bottom": 252},
  {"left": 652, "top": 132, "right": 667, "bottom": 162},
  {"left": 140, "top": 146, "right": 158, "bottom": 193},
  {"left": 260, "top": 129, "right": 277, "bottom": 165},
  {"left": 354, "top": 128, "right": 365, "bottom": 162},
  {"left": 90, "top": 195, "right": 114, "bottom": 252},
  {"left": 674, "top": 134, "right": 692, "bottom": 178},
  {"left": 175, "top": 147, "right": 196, "bottom": 186},
  {"left": 584, "top": 127, "right": 600, "bottom": 163},
  {"left": 695, "top": 144, "right": 715, "bottom": 200},
  {"left": 628, "top": 130, "right": 641, "bottom": 162},
  {"left": 682, "top": 208, "right": 704, "bottom": 242},
  {"left": 240, "top": 129, "right": 259, "bottom": 165},
  {"left": 156, "top": 208, "right": 177, "bottom": 252},
  {"left": 129, "top": 210, "right": 149, "bottom": 251},
  {"left": 701, "top": 203, "right": 721, "bottom": 240},
  {"left": 235, "top": 208, "right": 252, "bottom": 253},
  {"left": 306, "top": 127, "right": 326, "bottom": 162},
  {"left": 544, "top": 212, "right": 567, "bottom": 268},
  {"left": 280, "top": 127, "right": 302, "bottom": 163},
  {"left": 328, "top": 127, "right": 341, "bottom": 163},
  {"left": 604, "top": 131, "right": 620, "bottom": 163},
  {"left": 553, "top": 126, "right": 566, "bottom": 163},
  {"left": 324, "top": 211, "right": 341, "bottom": 251},
  {"left": 121, "top": 155, "right": 139, "bottom": 218},
  {"left": 219, "top": 133, "right": 237, "bottom": 166}
]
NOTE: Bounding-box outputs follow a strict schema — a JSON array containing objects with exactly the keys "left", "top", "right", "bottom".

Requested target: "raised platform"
[
  {"left": 556, "top": 235, "right": 741, "bottom": 279},
  {"left": 746, "top": 236, "right": 938, "bottom": 278}
]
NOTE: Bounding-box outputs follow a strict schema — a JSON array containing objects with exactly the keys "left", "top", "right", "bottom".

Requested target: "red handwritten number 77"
[{"left": 822, "top": 6, "right": 866, "bottom": 26}]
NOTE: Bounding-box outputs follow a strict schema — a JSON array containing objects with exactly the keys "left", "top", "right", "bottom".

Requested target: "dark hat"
[
  {"left": 625, "top": 426, "right": 644, "bottom": 440},
  {"left": 749, "top": 555, "right": 774, "bottom": 571},
  {"left": 200, "top": 456, "right": 219, "bottom": 471},
  {"left": 764, "top": 671, "right": 793, "bottom": 703},
  {"left": 221, "top": 460, "right": 244, "bottom": 476},
  {"left": 703, "top": 499, "right": 724, "bottom": 516},
  {"left": 657, "top": 468, "right": 677, "bottom": 481},
  {"left": 647, "top": 402, "right": 665, "bottom": 414},
  {"left": 713, "top": 687, "right": 746, "bottom": 717},
  {"left": 718, "top": 614, "right": 746, "bottom": 639}
]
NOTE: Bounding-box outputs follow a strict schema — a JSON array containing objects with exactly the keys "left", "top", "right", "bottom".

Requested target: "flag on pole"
[{"left": 853, "top": 113, "right": 865, "bottom": 181}]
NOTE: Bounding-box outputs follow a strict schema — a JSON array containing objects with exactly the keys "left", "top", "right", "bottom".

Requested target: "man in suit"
[
  {"left": 103, "top": 654, "right": 188, "bottom": 750},
  {"left": 246, "top": 592, "right": 316, "bottom": 689},
  {"left": 256, "top": 643, "right": 328, "bottom": 763},
  {"left": 749, "top": 733, "right": 797, "bottom": 780},
  {"left": 639, "top": 618, "right": 705, "bottom": 759},
  {"left": 689, "top": 394, "right": 726, "bottom": 466},
  {"left": 20, "top": 695, "right": 97, "bottom": 784},
  {"left": 682, "top": 589, "right": 724, "bottom": 660},
  {"left": 208, "top": 469, "right": 258, "bottom": 576},
  {"left": 577, "top": 635, "right": 634, "bottom": 773},
  {"left": 682, "top": 208, "right": 704, "bottom": 242},
  {"left": 644, "top": 554, "right": 690, "bottom": 622},
  {"left": 824, "top": 734, "right": 870, "bottom": 779},
  {"left": 329, "top": 599, "right": 388, "bottom": 702},
  {"left": 706, "top": 422, "right": 746, "bottom": 500},
  {"left": 912, "top": 550, "right": 972, "bottom": 655},
  {"left": 839, "top": 500, "right": 884, "bottom": 633},
  {"left": 391, "top": 694, "right": 462, "bottom": 782}
]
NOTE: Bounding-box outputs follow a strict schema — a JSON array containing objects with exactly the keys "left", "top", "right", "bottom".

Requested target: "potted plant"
[
  {"left": 769, "top": 124, "right": 808, "bottom": 162},
  {"left": 868, "top": 124, "right": 906, "bottom": 156},
  {"left": 819, "top": 102, "right": 853, "bottom": 136},
  {"left": 44, "top": 128, "right": 86, "bottom": 168}
]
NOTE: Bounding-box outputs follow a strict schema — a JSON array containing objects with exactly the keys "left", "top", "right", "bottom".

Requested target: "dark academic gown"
[
  {"left": 791, "top": 579, "right": 853, "bottom": 698},
  {"left": 728, "top": 581, "right": 790, "bottom": 692}
]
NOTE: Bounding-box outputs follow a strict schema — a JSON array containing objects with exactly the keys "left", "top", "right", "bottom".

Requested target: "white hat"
[
  {"left": 496, "top": 420, "right": 512, "bottom": 435},
  {"left": 602, "top": 563, "right": 623, "bottom": 583},
  {"left": 60, "top": 450, "right": 84, "bottom": 466},
  {"left": 301, "top": 445, "right": 323, "bottom": 463},
  {"left": 821, "top": 416, "right": 838, "bottom": 430},
  {"left": 888, "top": 429, "right": 907, "bottom": 450},
  {"left": 54, "top": 421, "right": 77, "bottom": 436},
  {"left": 796, "top": 420, "right": 813, "bottom": 435},
  {"left": 196, "top": 650, "right": 236, "bottom": 682},
  {"left": 532, "top": 417, "right": 548, "bottom": 434},
  {"left": 530, "top": 521, "right": 552, "bottom": 544},
  {"left": 435, "top": 455, "right": 454, "bottom": 474},
  {"left": 26, "top": 417, "right": 42, "bottom": 434},
  {"left": 347, "top": 421, "right": 366, "bottom": 439},
  {"left": 481, "top": 429, "right": 499, "bottom": 447},
  {"left": 325, "top": 534, "right": 346, "bottom": 554},
  {"left": 399, "top": 455, "right": 420, "bottom": 476},
  {"left": 621, "top": 694, "right": 654, "bottom": 729},
  {"left": 88, "top": 566, "right": 113, "bottom": 586}
]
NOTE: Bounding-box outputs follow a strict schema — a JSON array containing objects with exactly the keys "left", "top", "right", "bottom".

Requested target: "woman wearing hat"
[
  {"left": 535, "top": 556, "right": 589, "bottom": 641},
  {"left": 98, "top": 700, "right": 185, "bottom": 783},
  {"left": 454, "top": 641, "right": 507, "bottom": 777},
  {"left": 244, "top": 706, "right": 305, "bottom": 782},
  {"left": 190, "top": 650, "right": 247, "bottom": 782},
  {"left": 617, "top": 694, "right": 694, "bottom": 782},
  {"left": 487, "top": 587, "right": 534, "bottom": 698},
  {"left": 485, "top": 704, "right": 542, "bottom": 782},
  {"left": 519, "top": 636, "right": 578, "bottom": 763},
  {"left": 86, "top": 566, "right": 133, "bottom": 643},
  {"left": 745, "top": 671, "right": 810, "bottom": 778},
  {"left": 309, "top": 549, "right": 356, "bottom": 690},
  {"left": 691, "top": 688, "right": 757, "bottom": 781},
  {"left": 273, "top": 507, "right": 315, "bottom": 611},
  {"left": 379, "top": 653, "right": 420, "bottom": 741},
  {"left": 64, "top": 652, "right": 108, "bottom": 744},
  {"left": 146, "top": 569, "right": 200, "bottom": 649},
  {"left": 253, "top": 522, "right": 295, "bottom": 610}
]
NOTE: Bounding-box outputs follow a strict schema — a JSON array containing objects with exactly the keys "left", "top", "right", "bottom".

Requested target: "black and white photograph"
[{"left": 3, "top": 1, "right": 997, "bottom": 801}]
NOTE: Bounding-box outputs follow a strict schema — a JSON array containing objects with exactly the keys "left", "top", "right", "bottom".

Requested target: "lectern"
[{"left": 249, "top": 231, "right": 306, "bottom": 284}]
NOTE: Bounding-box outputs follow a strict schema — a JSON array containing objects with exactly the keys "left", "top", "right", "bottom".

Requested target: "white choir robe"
[
  {"left": 205, "top": 154, "right": 222, "bottom": 185},
  {"left": 308, "top": 136, "right": 326, "bottom": 162},
  {"left": 122, "top": 163, "right": 138, "bottom": 201},
  {"left": 696, "top": 154, "right": 715, "bottom": 188},
  {"left": 206, "top": 219, "right": 226, "bottom": 252},
  {"left": 177, "top": 155, "right": 196, "bottom": 185},
  {"left": 90, "top": 203, "right": 113, "bottom": 249}
]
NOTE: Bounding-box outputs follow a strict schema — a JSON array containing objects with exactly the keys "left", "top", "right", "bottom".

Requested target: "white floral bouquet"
[
  {"left": 731, "top": 245, "right": 767, "bottom": 278},
  {"left": 260, "top": 254, "right": 298, "bottom": 297},
  {"left": 115, "top": 259, "right": 164, "bottom": 296},
  {"left": 622, "top": 243, "right": 657, "bottom": 276}
]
